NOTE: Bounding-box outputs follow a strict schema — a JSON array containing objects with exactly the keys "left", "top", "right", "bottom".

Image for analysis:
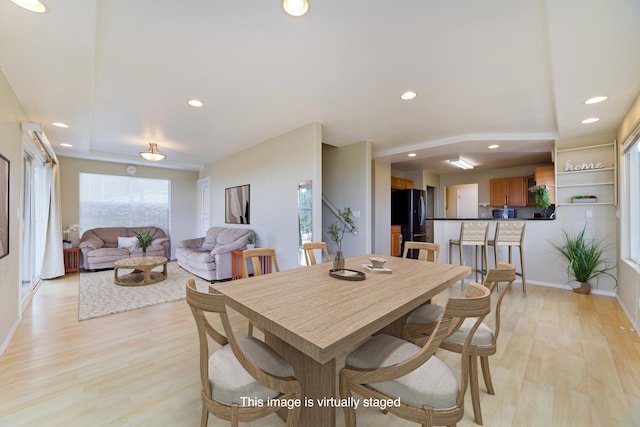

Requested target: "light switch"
[
  {"left": 586, "top": 209, "right": 593, "bottom": 218},
  {"left": 352, "top": 210, "right": 361, "bottom": 218}
]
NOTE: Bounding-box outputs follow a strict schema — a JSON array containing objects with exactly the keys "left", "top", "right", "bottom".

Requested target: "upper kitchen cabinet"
[
  {"left": 391, "top": 176, "right": 414, "bottom": 190},
  {"left": 490, "top": 177, "right": 526, "bottom": 206},
  {"left": 534, "top": 166, "right": 556, "bottom": 204}
]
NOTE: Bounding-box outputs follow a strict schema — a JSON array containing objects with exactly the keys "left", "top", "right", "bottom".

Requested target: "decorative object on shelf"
[
  {"left": 329, "top": 268, "right": 365, "bottom": 281},
  {"left": 369, "top": 257, "right": 387, "bottom": 269},
  {"left": 551, "top": 224, "right": 616, "bottom": 294},
  {"left": 139, "top": 142, "right": 166, "bottom": 161},
  {"left": 535, "top": 186, "right": 551, "bottom": 216},
  {"left": 571, "top": 195, "right": 598, "bottom": 204},
  {"left": 134, "top": 229, "right": 154, "bottom": 256},
  {"left": 246, "top": 230, "right": 256, "bottom": 249},
  {"left": 328, "top": 207, "right": 358, "bottom": 271},
  {"left": 225, "top": 184, "right": 250, "bottom": 224},
  {"left": 63, "top": 223, "right": 80, "bottom": 248},
  {"left": 564, "top": 159, "right": 605, "bottom": 172}
]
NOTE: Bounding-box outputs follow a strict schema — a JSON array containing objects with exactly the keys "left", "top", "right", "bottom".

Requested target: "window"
[
  {"left": 79, "top": 173, "right": 170, "bottom": 235},
  {"left": 622, "top": 132, "right": 640, "bottom": 264},
  {"left": 298, "top": 181, "right": 312, "bottom": 247}
]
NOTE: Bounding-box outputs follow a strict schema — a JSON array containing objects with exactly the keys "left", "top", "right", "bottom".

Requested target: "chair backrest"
[
  {"left": 459, "top": 221, "right": 489, "bottom": 245},
  {"left": 242, "top": 247, "right": 280, "bottom": 278},
  {"left": 185, "top": 278, "right": 299, "bottom": 405},
  {"left": 493, "top": 221, "right": 526, "bottom": 245},
  {"left": 402, "top": 241, "right": 440, "bottom": 263},
  {"left": 482, "top": 262, "right": 516, "bottom": 345},
  {"left": 303, "top": 242, "right": 330, "bottom": 265}
]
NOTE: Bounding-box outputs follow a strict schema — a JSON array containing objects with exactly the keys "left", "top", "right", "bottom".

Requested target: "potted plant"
[
  {"left": 535, "top": 186, "right": 551, "bottom": 216},
  {"left": 327, "top": 207, "right": 358, "bottom": 270},
  {"left": 134, "top": 229, "right": 154, "bottom": 257},
  {"left": 551, "top": 225, "right": 616, "bottom": 294},
  {"left": 247, "top": 231, "right": 256, "bottom": 249}
]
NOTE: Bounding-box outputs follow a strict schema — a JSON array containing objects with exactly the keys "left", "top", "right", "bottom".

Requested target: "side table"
[{"left": 63, "top": 248, "right": 81, "bottom": 273}]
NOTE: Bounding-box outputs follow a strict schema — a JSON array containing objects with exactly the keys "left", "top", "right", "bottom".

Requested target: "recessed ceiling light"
[
  {"left": 187, "top": 99, "right": 204, "bottom": 107},
  {"left": 408, "top": 153, "right": 417, "bottom": 157},
  {"left": 52, "top": 122, "right": 69, "bottom": 128},
  {"left": 401, "top": 91, "right": 417, "bottom": 101},
  {"left": 581, "top": 117, "right": 600, "bottom": 124},
  {"left": 60, "top": 143, "right": 72, "bottom": 148},
  {"left": 488, "top": 144, "right": 500, "bottom": 149},
  {"left": 282, "top": 0, "right": 309, "bottom": 17},
  {"left": 584, "top": 96, "right": 608, "bottom": 105},
  {"left": 9, "top": 0, "right": 46, "bottom": 13}
]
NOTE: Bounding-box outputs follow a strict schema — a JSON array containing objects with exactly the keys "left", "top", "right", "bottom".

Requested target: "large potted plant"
[
  {"left": 552, "top": 225, "right": 615, "bottom": 294},
  {"left": 535, "top": 186, "right": 551, "bottom": 217},
  {"left": 327, "top": 207, "right": 357, "bottom": 271}
]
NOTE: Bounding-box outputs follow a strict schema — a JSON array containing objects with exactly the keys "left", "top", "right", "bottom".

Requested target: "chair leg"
[
  {"left": 200, "top": 405, "right": 208, "bottom": 427},
  {"left": 231, "top": 403, "right": 239, "bottom": 427},
  {"left": 469, "top": 353, "right": 483, "bottom": 425},
  {"left": 480, "top": 355, "right": 495, "bottom": 395},
  {"left": 519, "top": 245, "right": 526, "bottom": 292},
  {"left": 339, "top": 377, "right": 357, "bottom": 427},
  {"left": 459, "top": 244, "right": 464, "bottom": 288},
  {"left": 248, "top": 322, "right": 254, "bottom": 337},
  {"left": 286, "top": 405, "right": 301, "bottom": 427}
]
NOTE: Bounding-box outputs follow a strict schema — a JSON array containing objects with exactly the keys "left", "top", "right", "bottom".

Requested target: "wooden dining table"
[{"left": 212, "top": 254, "right": 470, "bottom": 427}]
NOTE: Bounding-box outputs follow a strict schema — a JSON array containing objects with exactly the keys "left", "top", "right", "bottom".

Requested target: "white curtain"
[{"left": 40, "top": 162, "right": 64, "bottom": 279}]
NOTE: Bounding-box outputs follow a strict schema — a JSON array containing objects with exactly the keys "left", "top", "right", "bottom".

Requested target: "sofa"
[
  {"left": 176, "top": 227, "right": 251, "bottom": 282},
  {"left": 79, "top": 226, "right": 170, "bottom": 270}
]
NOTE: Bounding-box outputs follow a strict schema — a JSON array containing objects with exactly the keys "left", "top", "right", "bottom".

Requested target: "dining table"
[{"left": 212, "top": 253, "right": 471, "bottom": 427}]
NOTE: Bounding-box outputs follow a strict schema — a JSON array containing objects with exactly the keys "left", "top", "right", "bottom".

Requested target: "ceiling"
[{"left": 1, "top": 0, "right": 639, "bottom": 173}]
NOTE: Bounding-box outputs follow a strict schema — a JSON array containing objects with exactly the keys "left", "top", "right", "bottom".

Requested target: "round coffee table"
[{"left": 114, "top": 256, "right": 168, "bottom": 286}]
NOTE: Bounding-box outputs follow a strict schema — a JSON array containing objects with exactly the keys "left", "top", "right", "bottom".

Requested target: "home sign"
[{"left": 564, "top": 159, "right": 605, "bottom": 172}]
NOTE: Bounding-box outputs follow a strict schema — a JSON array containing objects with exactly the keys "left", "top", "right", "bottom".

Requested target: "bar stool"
[
  {"left": 449, "top": 221, "right": 489, "bottom": 287},
  {"left": 487, "top": 221, "right": 526, "bottom": 292}
]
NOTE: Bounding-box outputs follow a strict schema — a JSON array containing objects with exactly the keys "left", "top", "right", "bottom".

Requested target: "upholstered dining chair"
[
  {"left": 185, "top": 278, "right": 301, "bottom": 427},
  {"left": 449, "top": 221, "right": 490, "bottom": 287},
  {"left": 339, "top": 282, "right": 492, "bottom": 427},
  {"left": 242, "top": 248, "right": 280, "bottom": 337},
  {"left": 487, "top": 221, "right": 526, "bottom": 292},
  {"left": 402, "top": 241, "right": 441, "bottom": 263},
  {"left": 440, "top": 262, "right": 516, "bottom": 425},
  {"left": 303, "top": 241, "right": 330, "bottom": 265}
]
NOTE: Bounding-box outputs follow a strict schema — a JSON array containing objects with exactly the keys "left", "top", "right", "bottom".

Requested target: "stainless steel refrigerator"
[{"left": 391, "top": 188, "right": 428, "bottom": 259}]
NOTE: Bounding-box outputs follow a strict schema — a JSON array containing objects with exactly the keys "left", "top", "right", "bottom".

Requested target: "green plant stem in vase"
[
  {"left": 134, "top": 229, "right": 154, "bottom": 257},
  {"left": 328, "top": 207, "right": 357, "bottom": 271}
]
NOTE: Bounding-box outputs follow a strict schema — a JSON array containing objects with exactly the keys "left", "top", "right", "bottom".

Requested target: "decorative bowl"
[{"left": 369, "top": 257, "right": 387, "bottom": 269}]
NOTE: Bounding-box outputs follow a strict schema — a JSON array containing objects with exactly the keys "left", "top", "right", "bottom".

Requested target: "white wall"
[
  {"left": 0, "top": 71, "right": 27, "bottom": 355},
  {"left": 322, "top": 141, "right": 371, "bottom": 258},
  {"left": 372, "top": 160, "right": 391, "bottom": 255},
  {"left": 200, "top": 122, "right": 323, "bottom": 271},
  {"left": 58, "top": 157, "right": 199, "bottom": 259}
]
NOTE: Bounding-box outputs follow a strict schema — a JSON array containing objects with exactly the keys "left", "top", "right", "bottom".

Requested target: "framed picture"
[
  {"left": 225, "top": 184, "right": 250, "bottom": 224},
  {"left": 0, "top": 154, "right": 9, "bottom": 259}
]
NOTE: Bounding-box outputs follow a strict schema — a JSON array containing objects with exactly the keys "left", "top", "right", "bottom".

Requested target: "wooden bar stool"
[
  {"left": 487, "top": 221, "right": 527, "bottom": 292},
  {"left": 449, "top": 221, "right": 489, "bottom": 287}
]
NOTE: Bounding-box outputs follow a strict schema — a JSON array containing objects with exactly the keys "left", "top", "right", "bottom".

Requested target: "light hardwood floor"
[{"left": 1, "top": 273, "right": 639, "bottom": 426}]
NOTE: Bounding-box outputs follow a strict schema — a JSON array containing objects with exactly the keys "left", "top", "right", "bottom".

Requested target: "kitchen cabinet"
[
  {"left": 391, "top": 176, "right": 414, "bottom": 190},
  {"left": 526, "top": 175, "right": 536, "bottom": 206},
  {"left": 390, "top": 225, "right": 402, "bottom": 257},
  {"left": 534, "top": 166, "right": 556, "bottom": 204},
  {"left": 490, "top": 177, "right": 526, "bottom": 206}
]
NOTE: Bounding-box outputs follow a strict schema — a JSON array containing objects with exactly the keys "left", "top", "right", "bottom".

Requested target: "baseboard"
[
  {"left": 0, "top": 315, "right": 22, "bottom": 357},
  {"left": 523, "top": 280, "right": 617, "bottom": 297},
  {"left": 616, "top": 294, "right": 640, "bottom": 336}
]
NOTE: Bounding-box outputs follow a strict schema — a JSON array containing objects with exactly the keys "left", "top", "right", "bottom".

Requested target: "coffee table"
[{"left": 114, "top": 256, "right": 168, "bottom": 286}]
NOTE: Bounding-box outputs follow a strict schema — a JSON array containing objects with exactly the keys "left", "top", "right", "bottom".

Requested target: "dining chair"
[
  {"left": 449, "top": 221, "right": 490, "bottom": 287},
  {"left": 339, "top": 282, "right": 491, "bottom": 427},
  {"left": 242, "top": 248, "right": 280, "bottom": 336},
  {"left": 185, "top": 278, "right": 301, "bottom": 427},
  {"left": 487, "top": 221, "right": 526, "bottom": 291},
  {"left": 402, "top": 241, "right": 440, "bottom": 263},
  {"left": 439, "top": 262, "right": 516, "bottom": 425},
  {"left": 303, "top": 241, "right": 330, "bottom": 265}
]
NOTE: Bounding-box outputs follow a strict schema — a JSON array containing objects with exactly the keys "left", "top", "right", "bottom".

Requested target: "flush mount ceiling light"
[
  {"left": 187, "top": 99, "right": 204, "bottom": 107},
  {"left": 282, "top": 0, "right": 309, "bottom": 17},
  {"left": 488, "top": 144, "right": 500, "bottom": 149},
  {"left": 581, "top": 117, "right": 600, "bottom": 124},
  {"left": 400, "top": 91, "right": 417, "bottom": 101},
  {"left": 52, "top": 122, "right": 69, "bottom": 128},
  {"left": 584, "top": 96, "right": 608, "bottom": 105},
  {"left": 408, "top": 153, "right": 417, "bottom": 157},
  {"left": 448, "top": 158, "right": 474, "bottom": 170},
  {"left": 10, "top": 0, "right": 46, "bottom": 12},
  {"left": 139, "top": 142, "right": 166, "bottom": 161},
  {"left": 60, "top": 143, "right": 72, "bottom": 147}
]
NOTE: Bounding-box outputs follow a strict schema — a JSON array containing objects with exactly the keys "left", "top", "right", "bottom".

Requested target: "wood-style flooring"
[{"left": 1, "top": 273, "right": 639, "bottom": 426}]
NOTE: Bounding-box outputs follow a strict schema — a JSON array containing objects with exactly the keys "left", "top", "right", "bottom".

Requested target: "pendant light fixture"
[
  {"left": 139, "top": 142, "right": 166, "bottom": 161},
  {"left": 9, "top": 0, "right": 46, "bottom": 13},
  {"left": 282, "top": 0, "right": 309, "bottom": 17}
]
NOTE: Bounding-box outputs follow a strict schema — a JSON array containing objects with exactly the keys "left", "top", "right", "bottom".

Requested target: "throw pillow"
[{"left": 117, "top": 236, "right": 138, "bottom": 249}]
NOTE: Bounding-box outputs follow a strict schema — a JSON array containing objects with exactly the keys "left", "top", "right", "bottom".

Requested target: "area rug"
[{"left": 78, "top": 261, "right": 210, "bottom": 320}]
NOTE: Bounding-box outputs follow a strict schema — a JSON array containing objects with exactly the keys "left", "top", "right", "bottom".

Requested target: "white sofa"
[{"left": 176, "top": 227, "right": 251, "bottom": 282}]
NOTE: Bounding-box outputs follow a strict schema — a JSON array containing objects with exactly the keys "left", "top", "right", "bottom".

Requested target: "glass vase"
[{"left": 333, "top": 250, "right": 345, "bottom": 271}]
